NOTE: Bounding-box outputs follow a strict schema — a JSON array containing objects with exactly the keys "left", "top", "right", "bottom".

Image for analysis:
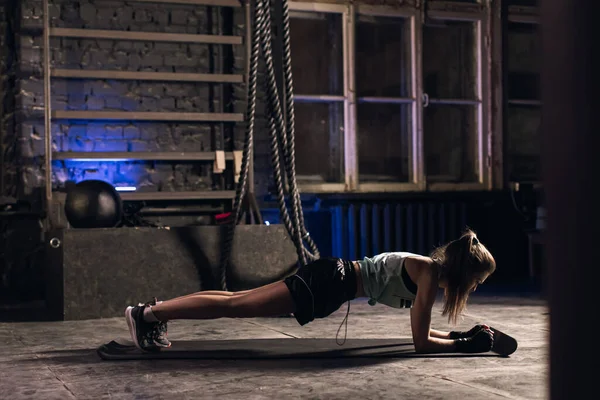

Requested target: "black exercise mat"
[{"left": 97, "top": 338, "right": 415, "bottom": 360}]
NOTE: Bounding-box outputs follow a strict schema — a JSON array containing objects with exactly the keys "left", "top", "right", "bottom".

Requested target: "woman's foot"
[
  {"left": 125, "top": 298, "right": 171, "bottom": 351},
  {"left": 137, "top": 298, "right": 171, "bottom": 348}
]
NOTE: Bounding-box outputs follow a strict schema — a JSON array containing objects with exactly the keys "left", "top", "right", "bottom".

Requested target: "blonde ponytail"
[{"left": 430, "top": 229, "right": 495, "bottom": 324}]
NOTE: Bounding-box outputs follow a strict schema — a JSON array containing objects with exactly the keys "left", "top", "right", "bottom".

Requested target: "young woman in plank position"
[{"left": 126, "top": 228, "right": 496, "bottom": 354}]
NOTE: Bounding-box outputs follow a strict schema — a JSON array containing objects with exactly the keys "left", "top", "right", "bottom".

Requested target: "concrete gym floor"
[{"left": 1, "top": 295, "right": 547, "bottom": 400}]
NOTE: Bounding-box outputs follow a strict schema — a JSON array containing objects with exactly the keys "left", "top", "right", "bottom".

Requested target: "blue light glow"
[
  {"left": 53, "top": 156, "right": 145, "bottom": 190},
  {"left": 265, "top": 221, "right": 270, "bottom": 226},
  {"left": 54, "top": 116, "right": 145, "bottom": 189}
]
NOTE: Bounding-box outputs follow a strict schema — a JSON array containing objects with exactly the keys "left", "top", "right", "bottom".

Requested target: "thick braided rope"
[
  {"left": 218, "top": 0, "right": 262, "bottom": 290},
  {"left": 257, "top": 0, "right": 306, "bottom": 265},
  {"left": 280, "top": 0, "right": 320, "bottom": 261}
]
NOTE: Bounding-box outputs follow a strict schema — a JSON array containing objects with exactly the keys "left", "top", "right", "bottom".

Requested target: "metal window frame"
[
  {"left": 290, "top": 1, "right": 493, "bottom": 194},
  {"left": 289, "top": 2, "right": 421, "bottom": 194},
  {"left": 423, "top": 8, "right": 491, "bottom": 192}
]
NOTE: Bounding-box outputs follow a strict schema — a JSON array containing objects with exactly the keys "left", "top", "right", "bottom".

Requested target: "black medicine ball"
[{"left": 65, "top": 180, "right": 123, "bottom": 228}]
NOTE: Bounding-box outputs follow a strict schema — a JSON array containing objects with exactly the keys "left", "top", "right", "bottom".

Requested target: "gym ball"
[{"left": 65, "top": 180, "right": 123, "bottom": 228}]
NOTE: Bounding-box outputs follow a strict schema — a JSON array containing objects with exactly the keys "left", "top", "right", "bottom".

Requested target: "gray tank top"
[{"left": 358, "top": 252, "right": 419, "bottom": 308}]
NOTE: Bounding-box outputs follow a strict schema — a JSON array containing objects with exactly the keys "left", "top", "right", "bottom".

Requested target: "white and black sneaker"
[
  {"left": 139, "top": 298, "right": 171, "bottom": 348},
  {"left": 125, "top": 297, "right": 171, "bottom": 351}
]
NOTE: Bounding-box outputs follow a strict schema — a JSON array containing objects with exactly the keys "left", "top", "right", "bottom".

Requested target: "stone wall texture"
[
  {"left": 1, "top": 0, "right": 18, "bottom": 198},
  {"left": 15, "top": 0, "right": 261, "bottom": 196}
]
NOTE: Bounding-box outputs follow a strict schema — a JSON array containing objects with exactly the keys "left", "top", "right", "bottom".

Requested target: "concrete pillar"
[{"left": 541, "top": 1, "right": 600, "bottom": 398}]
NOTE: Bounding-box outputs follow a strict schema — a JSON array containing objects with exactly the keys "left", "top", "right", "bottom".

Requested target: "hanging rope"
[
  {"left": 280, "top": 0, "right": 320, "bottom": 261},
  {"left": 217, "top": 0, "right": 260, "bottom": 292},
  {"left": 218, "top": 0, "right": 320, "bottom": 291}
]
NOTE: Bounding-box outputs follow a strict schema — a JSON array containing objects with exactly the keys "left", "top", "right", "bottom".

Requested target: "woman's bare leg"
[
  {"left": 157, "top": 281, "right": 283, "bottom": 304},
  {"left": 151, "top": 281, "right": 295, "bottom": 321},
  {"left": 184, "top": 290, "right": 248, "bottom": 297}
]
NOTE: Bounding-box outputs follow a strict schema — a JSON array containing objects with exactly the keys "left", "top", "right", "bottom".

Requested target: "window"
[
  {"left": 355, "top": 14, "right": 415, "bottom": 188},
  {"left": 288, "top": 1, "right": 492, "bottom": 193},
  {"left": 505, "top": 16, "right": 541, "bottom": 183},
  {"left": 423, "top": 15, "right": 486, "bottom": 189},
  {"left": 290, "top": 6, "right": 345, "bottom": 190}
]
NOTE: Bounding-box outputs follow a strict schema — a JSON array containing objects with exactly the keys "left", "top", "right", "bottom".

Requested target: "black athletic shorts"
[{"left": 283, "top": 258, "right": 357, "bottom": 326}]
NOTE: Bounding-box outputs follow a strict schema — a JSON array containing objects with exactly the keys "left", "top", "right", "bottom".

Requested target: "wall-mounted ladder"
[{"left": 41, "top": 0, "right": 246, "bottom": 204}]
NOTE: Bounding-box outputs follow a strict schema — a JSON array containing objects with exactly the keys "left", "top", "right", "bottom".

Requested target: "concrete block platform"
[{"left": 0, "top": 294, "right": 547, "bottom": 399}]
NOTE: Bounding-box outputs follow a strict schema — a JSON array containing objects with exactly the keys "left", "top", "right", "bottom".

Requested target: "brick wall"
[
  {"left": 15, "top": 0, "right": 253, "bottom": 196},
  {"left": 0, "top": 0, "right": 17, "bottom": 198}
]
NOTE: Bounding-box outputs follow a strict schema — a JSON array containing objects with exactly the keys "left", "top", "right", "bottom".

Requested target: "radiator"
[{"left": 330, "top": 201, "right": 468, "bottom": 260}]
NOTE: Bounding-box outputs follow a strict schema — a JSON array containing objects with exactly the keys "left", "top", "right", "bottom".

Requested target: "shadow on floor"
[
  {"left": 20, "top": 338, "right": 509, "bottom": 373},
  {"left": 20, "top": 350, "right": 506, "bottom": 374}
]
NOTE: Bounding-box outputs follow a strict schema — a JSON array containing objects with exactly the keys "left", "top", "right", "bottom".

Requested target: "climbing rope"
[{"left": 219, "top": 0, "right": 320, "bottom": 291}]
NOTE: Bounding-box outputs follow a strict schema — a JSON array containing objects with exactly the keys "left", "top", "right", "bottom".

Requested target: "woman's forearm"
[
  {"left": 429, "top": 328, "right": 451, "bottom": 339},
  {"left": 414, "top": 336, "right": 457, "bottom": 354}
]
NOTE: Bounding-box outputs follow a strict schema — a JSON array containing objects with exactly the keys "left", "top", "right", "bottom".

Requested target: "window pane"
[
  {"left": 423, "top": 20, "right": 478, "bottom": 99},
  {"left": 508, "top": 22, "right": 540, "bottom": 100},
  {"left": 295, "top": 102, "right": 344, "bottom": 183},
  {"left": 506, "top": 105, "right": 541, "bottom": 182},
  {"left": 357, "top": 103, "right": 412, "bottom": 183},
  {"left": 356, "top": 16, "right": 411, "bottom": 98},
  {"left": 424, "top": 105, "right": 479, "bottom": 182},
  {"left": 290, "top": 13, "right": 343, "bottom": 96}
]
